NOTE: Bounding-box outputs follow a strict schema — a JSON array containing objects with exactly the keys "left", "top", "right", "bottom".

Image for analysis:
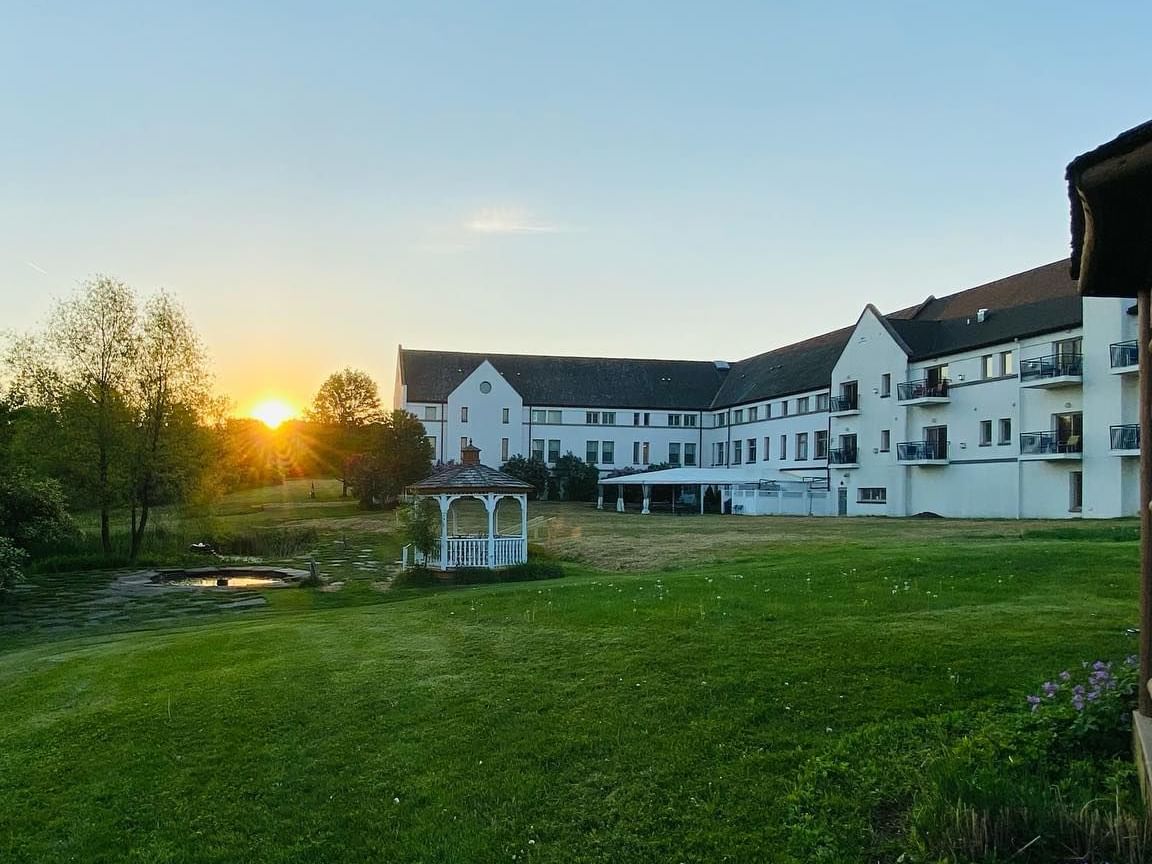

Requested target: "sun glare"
[{"left": 250, "top": 399, "right": 296, "bottom": 429}]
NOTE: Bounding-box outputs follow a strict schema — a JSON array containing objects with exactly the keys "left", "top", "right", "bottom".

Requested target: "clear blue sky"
[{"left": 1, "top": 1, "right": 1149, "bottom": 414}]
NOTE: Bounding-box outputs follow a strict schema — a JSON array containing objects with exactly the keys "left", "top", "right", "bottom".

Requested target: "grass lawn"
[{"left": 0, "top": 482, "right": 1142, "bottom": 862}]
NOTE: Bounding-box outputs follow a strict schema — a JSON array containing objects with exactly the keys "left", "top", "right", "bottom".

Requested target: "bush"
[
  {"left": 551, "top": 453, "right": 600, "bottom": 502},
  {"left": 500, "top": 456, "right": 551, "bottom": 498},
  {"left": 0, "top": 536, "right": 28, "bottom": 597},
  {"left": 0, "top": 470, "right": 76, "bottom": 551},
  {"left": 392, "top": 559, "right": 564, "bottom": 589},
  {"left": 391, "top": 566, "right": 441, "bottom": 589},
  {"left": 398, "top": 499, "right": 439, "bottom": 560}
]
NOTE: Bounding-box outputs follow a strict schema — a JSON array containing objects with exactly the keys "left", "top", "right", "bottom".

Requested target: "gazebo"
[
  {"left": 1066, "top": 118, "right": 1152, "bottom": 799},
  {"left": 405, "top": 443, "right": 532, "bottom": 570}
]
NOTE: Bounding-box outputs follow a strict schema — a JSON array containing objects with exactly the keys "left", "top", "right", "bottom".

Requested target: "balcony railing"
[
  {"left": 1019, "top": 353, "right": 1083, "bottom": 383},
  {"left": 1111, "top": 424, "right": 1140, "bottom": 451},
  {"left": 897, "top": 378, "right": 950, "bottom": 401},
  {"left": 829, "top": 395, "right": 858, "bottom": 412},
  {"left": 1019, "top": 430, "right": 1082, "bottom": 456},
  {"left": 1111, "top": 340, "right": 1138, "bottom": 369},
  {"left": 897, "top": 440, "right": 948, "bottom": 462},
  {"left": 828, "top": 447, "right": 858, "bottom": 465}
]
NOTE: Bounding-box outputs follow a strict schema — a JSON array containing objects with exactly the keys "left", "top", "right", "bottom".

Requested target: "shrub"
[
  {"left": 398, "top": 499, "right": 439, "bottom": 561},
  {"left": 391, "top": 566, "right": 441, "bottom": 589},
  {"left": 500, "top": 456, "right": 551, "bottom": 498},
  {"left": 0, "top": 536, "right": 28, "bottom": 597}
]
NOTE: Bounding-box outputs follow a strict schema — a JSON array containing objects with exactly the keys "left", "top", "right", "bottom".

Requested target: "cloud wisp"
[
  {"left": 25, "top": 261, "right": 48, "bottom": 275},
  {"left": 465, "top": 207, "right": 566, "bottom": 235}
]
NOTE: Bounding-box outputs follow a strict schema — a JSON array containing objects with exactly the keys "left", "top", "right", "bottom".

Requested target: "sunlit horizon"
[{"left": 248, "top": 398, "right": 298, "bottom": 429}]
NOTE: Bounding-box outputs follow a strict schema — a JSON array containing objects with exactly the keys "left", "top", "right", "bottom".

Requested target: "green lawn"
[{"left": 0, "top": 485, "right": 1142, "bottom": 862}]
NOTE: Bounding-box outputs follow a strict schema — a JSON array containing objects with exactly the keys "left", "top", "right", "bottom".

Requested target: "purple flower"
[
  {"left": 1026, "top": 695, "right": 1042, "bottom": 712},
  {"left": 1126, "top": 654, "right": 1139, "bottom": 668},
  {"left": 1059, "top": 670, "right": 1072, "bottom": 681},
  {"left": 1087, "top": 688, "right": 1101, "bottom": 702},
  {"left": 1042, "top": 681, "right": 1059, "bottom": 698},
  {"left": 1071, "top": 684, "right": 1086, "bottom": 711},
  {"left": 1092, "top": 660, "right": 1111, "bottom": 672}
]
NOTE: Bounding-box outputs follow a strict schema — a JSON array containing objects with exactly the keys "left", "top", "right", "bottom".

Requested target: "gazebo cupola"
[{"left": 405, "top": 442, "right": 533, "bottom": 570}]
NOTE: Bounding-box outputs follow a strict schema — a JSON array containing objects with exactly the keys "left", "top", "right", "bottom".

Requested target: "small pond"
[{"left": 152, "top": 566, "right": 310, "bottom": 589}]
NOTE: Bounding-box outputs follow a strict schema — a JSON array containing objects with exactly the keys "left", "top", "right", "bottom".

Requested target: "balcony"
[
  {"left": 829, "top": 395, "right": 859, "bottom": 416},
  {"left": 1019, "top": 353, "right": 1083, "bottom": 388},
  {"left": 897, "top": 378, "right": 951, "bottom": 405},
  {"left": 1110, "top": 423, "right": 1139, "bottom": 456},
  {"left": 1110, "top": 340, "right": 1138, "bottom": 374},
  {"left": 1019, "top": 430, "right": 1082, "bottom": 460},
  {"left": 828, "top": 447, "right": 859, "bottom": 468},
  {"left": 896, "top": 440, "right": 949, "bottom": 466}
]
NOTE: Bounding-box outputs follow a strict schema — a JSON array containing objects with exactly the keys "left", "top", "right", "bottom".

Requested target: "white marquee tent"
[{"left": 596, "top": 467, "right": 832, "bottom": 517}]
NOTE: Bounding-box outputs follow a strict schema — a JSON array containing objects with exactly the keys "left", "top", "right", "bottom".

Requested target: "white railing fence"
[{"left": 402, "top": 537, "right": 528, "bottom": 570}]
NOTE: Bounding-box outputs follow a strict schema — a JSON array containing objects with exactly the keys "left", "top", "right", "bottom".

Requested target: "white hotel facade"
[{"left": 394, "top": 260, "right": 1140, "bottom": 519}]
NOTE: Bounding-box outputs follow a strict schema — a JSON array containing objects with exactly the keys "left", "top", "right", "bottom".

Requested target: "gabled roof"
[
  {"left": 887, "top": 295, "right": 1082, "bottom": 362},
  {"left": 903, "top": 260, "right": 1079, "bottom": 321},
  {"left": 399, "top": 349, "right": 728, "bottom": 410},
  {"left": 708, "top": 327, "right": 853, "bottom": 409},
  {"left": 410, "top": 461, "right": 534, "bottom": 494}
]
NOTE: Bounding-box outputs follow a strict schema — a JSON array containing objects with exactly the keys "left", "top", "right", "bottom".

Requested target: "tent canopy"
[{"left": 598, "top": 467, "right": 821, "bottom": 487}]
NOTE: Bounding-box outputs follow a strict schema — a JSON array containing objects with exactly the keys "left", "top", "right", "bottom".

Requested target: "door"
[
  {"left": 925, "top": 425, "right": 948, "bottom": 460},
  {"left": 837, "top": 488, "right": 848, "bottom": 516}
]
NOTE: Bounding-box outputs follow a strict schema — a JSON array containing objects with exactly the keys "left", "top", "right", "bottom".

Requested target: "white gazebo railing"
[{"left": 403, "top": 537, "right": 528, "bottom": 570}]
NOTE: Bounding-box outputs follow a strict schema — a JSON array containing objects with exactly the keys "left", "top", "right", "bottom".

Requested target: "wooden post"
[{"left": 1140, "top": 287, "right": 1152, "bottom": 717}]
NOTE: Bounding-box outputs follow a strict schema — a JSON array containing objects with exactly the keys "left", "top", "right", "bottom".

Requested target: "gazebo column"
[
  {"left": 642, "top": 484, "right": 651, "bottom": 515},
  {"left": 700, "top": 484, "right": 705, "bottom": 515},
  {"left": 596, "top": 485, "right": 604, "bottom": 510},
  {"left": 485, "top": 494, "right": 498, "bottom": 567},
  {"left": 437, "top": 495, "right": 450, "bottom": 569},
  {"left": 616, "top": 484, "right": 625, "bottom": 512},
  {"left": 519, "top": 493, "right": 528, "bottom": 562}
]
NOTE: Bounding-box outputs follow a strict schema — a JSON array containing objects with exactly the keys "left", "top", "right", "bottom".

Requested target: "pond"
[{"left": 152, "top": 566, "right": 310, "bottom": 589}]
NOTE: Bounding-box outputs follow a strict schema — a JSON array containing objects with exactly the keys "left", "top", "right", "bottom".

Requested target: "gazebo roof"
[
  {"left": 410, "top": 461, "right": 534, "bottom": 495},
  {"left": 1067, "top": 119, "right": 1152, "bottom": 297}
]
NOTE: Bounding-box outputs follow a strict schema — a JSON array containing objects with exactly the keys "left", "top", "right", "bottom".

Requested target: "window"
[
  {"left": 501, "top": 437, "right": 509, "bottom": 461},
  {"left": 858, "top": 487, "right": 887, "bottom": 504},
  {"left": 586, "top": 412, "right": 600, "bottom": 425},
  {"left": 797, "top": 397, "right": 810, "bottom": 414},
  {"left": 547, "top": 439, "right": 561, "bottom": 462},
  {"left": 601, "top": 441, "right": 615, "bottom": 464},
  {"left": 669, "top": 442, "right": 681, "bottom": 466},
  {"left": 633, "top": 441, "right": 642, "bottom": 464},
  {"left": 979, "top": 420, "right": 993, "bottom": 446},
  {"left": 668, "top": 413, "right": 682, "bottom": 426},
  {"left": 460, "top": 406, "right": 469, "bottom": 423},
  {"left": 814, "top": 430, "right": 828, "bottom": 459},
  {"left": 765, "top": 403, "right": 774, "bottom": 419},
  {"left": 716, "top": 442, "right": 726, "bottom": 465},
  {"left": 531, "top": 439, "right": 545, "bottom": 461},
  {"left": 734, "top": 409, "right": 744, "bottom": 424},
  {"left": 684, "top": 442, "right": 697, "bottom": 466},
  {"left": 780, "top": 435, "right": 787, "bottom": 460},
  {"left": 427, "top": 435, "right": 437, "bottom": 454},
  {"left": 1069, "top": 471, "right": 1083, "bottom": 513},
  {"left": 586, "top": 440, "right": 599, "bottom": 463},
  {"left": 643, "top": 412, "right": 650, "bottom": 426},
  {"left": 815, "top": 394, "right": 828, "bottom": 412},
  {"left": 733, "top": 439, "right": 743, "bottom": 464},
  {"left": 603, "top": 412, "right": 616, "bottom": 425},
  {"left": 479, "top": 381, "right": 492, "bottom": 394},
  {"left": 780, "top": 400, "right": 789, "bottom": 417},
  {"left": 880, "top": 374, "right": 891, "bottom": 398},
  {"left": 633, "top": 412, "right": 641, "bottom": 426},
  {"left": 981, "top": 354, "right": 995, "bottom": 379},
  {"left": 1054, "top": 411, "right": 1083, "bottom": 449},
  {"left": 460, "top": 436, "right": 469, "bottom": 455},
  {"left": 1000, "top": 351, "right": 1014, "bottom": 376},
  {"left": 796, "top": 433, "right": 809, "bottom": 460},
  {"left": 880, "top": 429, "right": 890, "bottom": 452},
  {"left": 998, "top": 418, "right": 1012, "bottom": 445},
  {"left": 424, "top": 406, "right": 438, "bottom": 421},
  {"left": 531, "top": 409, "right": 546, "bottom": 424},
  {"left": 642, "top": 442, "right": 650, "bottom": 463},
  {"left": 1054, "top": 337, "right": 1083, "bottom": 358},
  {"left": 547, "top": 410, "right": 562, "bottom": 424},
  {"left": 763, "top": 436, "right": 771, "bottom": 461},
  {"left": 748, "top": 406, "right": 758, "bottom": 422},
  {"left": 684, "top": 414, "right": 697, "bottom": 427},
  {"left": 502, "top": 407, "right": 510, "bottom": 424},
  {"left": 747, "top": 437, "right": 757, "bottom": 463},
  {"left": 715, "top": 413, "right": 726, "bottom": 427}
]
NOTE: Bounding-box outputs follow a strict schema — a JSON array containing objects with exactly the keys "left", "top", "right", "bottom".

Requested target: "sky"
[{"left": 1, "top": 2, "right": 1150, "bottom": 418}]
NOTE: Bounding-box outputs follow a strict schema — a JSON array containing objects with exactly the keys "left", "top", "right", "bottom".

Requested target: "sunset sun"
[{"left": 249, "top": 398, "right": 297, "bottom": 429}]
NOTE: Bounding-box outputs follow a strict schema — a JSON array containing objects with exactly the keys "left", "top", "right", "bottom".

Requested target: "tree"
[
  {"left": 500, "top": 455, "right": 551, "bottom": 499},
  {"left": 551, "top": 453, "right": 600, "bottom": 502},
  {"left": 19, "top": 276, "right": 138, "bottom": 554},
  {"left": 0, "top": 537, "right": 27, "bottom": 598},
  {"left": 125, "top": 292, "right": 210, "bottom": 560},
  {"left": 0, "top": 469, "right": 75, "bottom": 551},
  {"left": 307, "top": 368, "right": 383, "bottom": 497},
  {"left": 349, "top": 410, "right": 433, "bottom": 508},
  {"left": 399, "top": 498, "right": 440, "bottom": 562}
]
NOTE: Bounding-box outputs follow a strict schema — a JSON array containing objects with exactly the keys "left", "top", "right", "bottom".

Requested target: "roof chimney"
[
  {"left": 976, "top": 308, "right": 989, "bottom": 323},
  {"left": 461, "top": 440, "right": 481, "bottom": 465}
]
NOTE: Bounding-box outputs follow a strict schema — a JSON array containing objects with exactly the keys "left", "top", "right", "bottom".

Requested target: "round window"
[{"left": 479, "top": 381, "right": 492, "bottom": 394}]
